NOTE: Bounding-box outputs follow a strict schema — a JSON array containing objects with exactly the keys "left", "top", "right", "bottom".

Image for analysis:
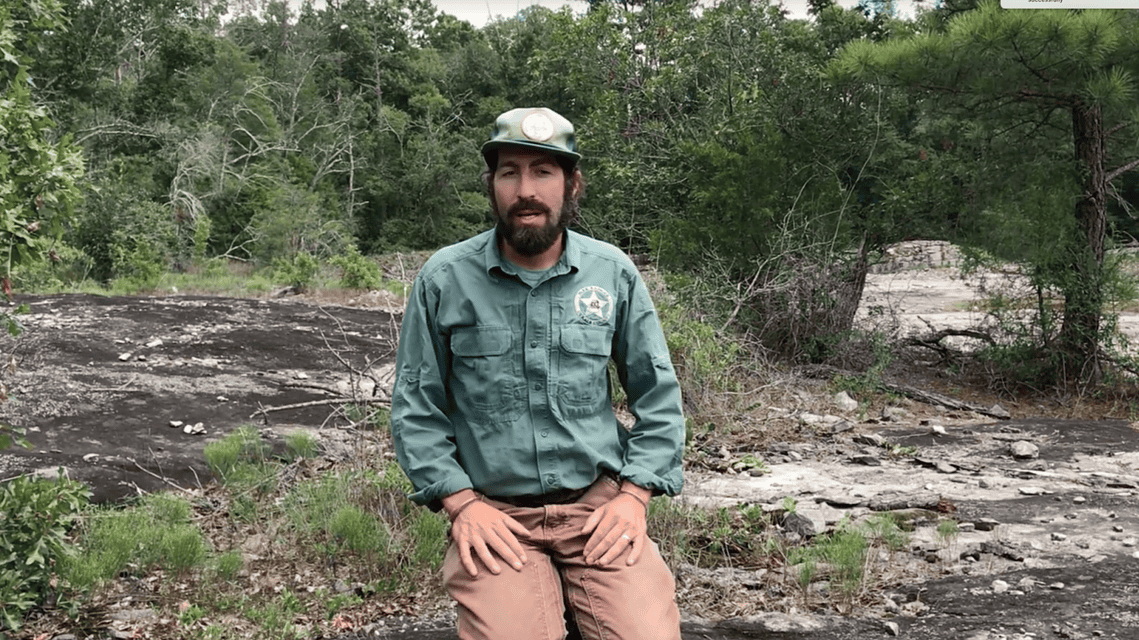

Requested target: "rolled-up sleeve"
[
  {"left": 391, "top": 273, "right": 473, "bottom": 507},
  {"left": 613, "top": 272, "right": 685, "bottom": 496}
]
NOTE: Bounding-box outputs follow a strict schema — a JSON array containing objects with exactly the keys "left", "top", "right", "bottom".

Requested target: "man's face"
[{"left": 492, "top": 148, "right": 568, "bottom": 257}]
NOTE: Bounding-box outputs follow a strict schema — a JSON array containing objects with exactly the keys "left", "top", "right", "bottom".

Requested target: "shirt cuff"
[
  {"left": 408, "top": 475, "right": 476, "bottom": 511},
  {"left": 618, "top": 464, "right": 684, "bottom": 497}
]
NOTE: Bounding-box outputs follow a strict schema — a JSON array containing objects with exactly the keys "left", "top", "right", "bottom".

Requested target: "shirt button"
[
  {"left": 530, "top": 340, "right": 538, "bottom": 348},
  {"left": 540, "top": 430, "right": 549, "bottom": 438},
  {"left": 547, "top": 475, "right": 557, "bottom": 485},
  {"left": 534, "top": 383, "right": 542, "bottom": 391},
  {"left": 530, "top": 290, "right": 537, "bottom": 297}
]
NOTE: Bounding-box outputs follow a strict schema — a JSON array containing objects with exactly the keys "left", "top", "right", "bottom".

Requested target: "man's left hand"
[{"left": 581, "top": 490, "right": 648, "bottom": 566}]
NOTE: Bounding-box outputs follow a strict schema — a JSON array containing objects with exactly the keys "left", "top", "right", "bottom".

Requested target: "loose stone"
[
  {"left": 833, "top": 391, "right": 859, "bottom": 412},
  {"left": 991, "top": 579, "right": 1010, "bottom": 593},
  {"left": 1010, "top": 441, "right": 1039, "bottom": 459},
  {"left": 974, "top": 518, "right": 1001, "bottom": 531}
]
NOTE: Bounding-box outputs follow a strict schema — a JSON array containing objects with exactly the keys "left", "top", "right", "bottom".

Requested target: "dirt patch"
[{"left": 3, "top": 282, "right": 1139, "bottom": 639}]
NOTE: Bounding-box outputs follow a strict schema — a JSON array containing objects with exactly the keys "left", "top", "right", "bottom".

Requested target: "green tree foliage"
[
  {"left": 0, "top": 0, "right": 84, "bottom": 291},
  {"left": 527, "top": 0, "right": 929, "bottom": 356},
  {"left": 28, "top": 0, "right": 1139, "bottom": 388},
  {"left": 833, "top": 3, "right": 1139, "bottom": 380}
]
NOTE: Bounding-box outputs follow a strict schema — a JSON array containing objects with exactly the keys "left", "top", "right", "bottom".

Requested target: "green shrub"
[
  {"left": 659, "top": 300, "right": 741, "bottom": 394},
  {"left": 0, "top": 473, "right": 90, "bottom": 631},
  {"left": 0, "top": 424, "right": 30, "bottom": 452},
  {"left": 330, "top": 244, "right": 383, "bottom": 290},
  {"left": 72, "top": 183, "right": 177, "bottom": 284},
  {"left": 10, "top": 245, "right": 94, "bottom": 292},
  {"left": 271, "top": 251, "right": 320, "bottom": 291}
]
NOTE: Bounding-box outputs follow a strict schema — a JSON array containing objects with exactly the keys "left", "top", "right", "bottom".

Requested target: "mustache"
[{"left": 507, "top": 199, "right": 551, "bottom": 216}]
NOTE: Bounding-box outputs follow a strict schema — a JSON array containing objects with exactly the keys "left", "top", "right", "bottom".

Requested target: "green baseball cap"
[{"left": 481, "top": 107, "right": 582, "bottom": 167}]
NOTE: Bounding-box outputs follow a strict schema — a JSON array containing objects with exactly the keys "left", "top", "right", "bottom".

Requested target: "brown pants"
[{"left": 443, "top": 475, "right": 682, "bottom": 640}]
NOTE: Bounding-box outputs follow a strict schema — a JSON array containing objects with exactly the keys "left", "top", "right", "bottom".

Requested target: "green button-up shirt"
[{"left": 392, "top": 228, "right": 685, "bottom": 506}]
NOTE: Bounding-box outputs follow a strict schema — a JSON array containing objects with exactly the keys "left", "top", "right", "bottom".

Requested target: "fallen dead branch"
[
  {"left": 128, "top": 457, "right": 193, "bottom": 493},
  {"left": 867, "top": 491, "right": 956, "bottom": 513},
  {"left": 249, "top": 397, "right": 391, "bottom": 421},
  {"left": 797, "top": 364, "right": 1011, "bottom": 419}
]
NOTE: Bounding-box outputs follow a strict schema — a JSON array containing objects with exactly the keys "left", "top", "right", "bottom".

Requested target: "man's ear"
[{"left": 570, "top": 170, "right": 584, "bottom": 200}]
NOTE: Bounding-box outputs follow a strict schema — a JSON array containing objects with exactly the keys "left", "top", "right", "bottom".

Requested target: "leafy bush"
[
  {"left": 72, "top": 184, "right": 177, "bottom": 285},
  {"left": 0, "top": 473, "right": 90, "bottom": 631},
  {"left": 10, "top": 245, "right": 94, "bottom": 292},
  {"left": 271, "top": 251, "right": 320, "bottom": 291},
  {"left": 330, "top": 244, "right": 383, "bottom": 290}
]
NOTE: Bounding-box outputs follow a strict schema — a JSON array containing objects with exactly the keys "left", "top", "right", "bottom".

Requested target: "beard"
[{"left": 495, "top": 198, "right": 570, "bottom": 257}]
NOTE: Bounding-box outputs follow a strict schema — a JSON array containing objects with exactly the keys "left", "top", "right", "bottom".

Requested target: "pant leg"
[
  {"left": 442, "top": 505, "right": 568, "bottom": 640},
  {"left": 549, "top": 479, "right": 683, "bottom": 640}
]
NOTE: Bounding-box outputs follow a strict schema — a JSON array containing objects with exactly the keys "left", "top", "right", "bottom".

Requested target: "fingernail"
[{"left": 513, "top": 561, "right": 522, "bottom": 569}]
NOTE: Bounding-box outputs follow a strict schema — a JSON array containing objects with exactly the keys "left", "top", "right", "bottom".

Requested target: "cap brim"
[{"left": 481, "top": 140, "right": 581, "bottom": 165}]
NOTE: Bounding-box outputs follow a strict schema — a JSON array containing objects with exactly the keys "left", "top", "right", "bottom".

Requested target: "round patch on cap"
[{"left": 521, "top": 112, "right": 555, "bottom": 142}]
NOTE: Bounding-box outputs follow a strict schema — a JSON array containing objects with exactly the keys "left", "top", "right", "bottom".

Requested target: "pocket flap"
[
  {"left": 560, "top": 325, "right": 612, "bottom": 356},
  {"left": 451, "top": 326, "right": 512, "bottom": 357}
]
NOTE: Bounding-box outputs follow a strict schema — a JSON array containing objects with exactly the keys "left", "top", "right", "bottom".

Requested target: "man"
[{"left": 392, "top": 107, "right": 685, "bottom": 640}]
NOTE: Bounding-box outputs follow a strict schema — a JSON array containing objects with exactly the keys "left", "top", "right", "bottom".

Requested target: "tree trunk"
[{"left": 1058, "top": 100, "right": 1108, "bottom": 382}]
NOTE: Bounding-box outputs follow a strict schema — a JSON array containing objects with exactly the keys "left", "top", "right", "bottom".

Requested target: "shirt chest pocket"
[
  {"left": 557, "top": 325, "right": 613, "bottom": 415},
  {"left": 450, "top": 326, "right": 522, "bottom": 425}
]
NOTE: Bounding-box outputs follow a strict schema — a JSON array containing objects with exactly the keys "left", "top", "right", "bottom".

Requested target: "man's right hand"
[{"left": 445, "top": 492, "right": 530, "bottom": 577}]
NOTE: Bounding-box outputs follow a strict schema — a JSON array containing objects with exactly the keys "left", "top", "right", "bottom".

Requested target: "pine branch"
[{"left": 1105, "top": 156, "right": 1139, "bottom": 184}]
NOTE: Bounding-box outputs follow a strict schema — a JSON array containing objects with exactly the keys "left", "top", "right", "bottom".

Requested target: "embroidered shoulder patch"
[{"left": 573, "top": 286, "right": 614, "bottom": 324}]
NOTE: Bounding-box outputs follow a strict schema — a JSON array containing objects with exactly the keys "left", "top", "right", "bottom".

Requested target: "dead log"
[
  {"left": 868, "top": 491, "right": 956, "bottom": 513},
  {"left": 795, "top": 364, "right": 1011, "bottom": 419},
  {"left": 885, "top": 382, "right": 1010, "bottom": 420},
  {"left": 905, "top": 327, "right": 995, "bottom": 358}
]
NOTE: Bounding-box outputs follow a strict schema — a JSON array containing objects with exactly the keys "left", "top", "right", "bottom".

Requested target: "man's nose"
[{"left": 518, "top": 171, "right": 538, "bottom": 198}]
